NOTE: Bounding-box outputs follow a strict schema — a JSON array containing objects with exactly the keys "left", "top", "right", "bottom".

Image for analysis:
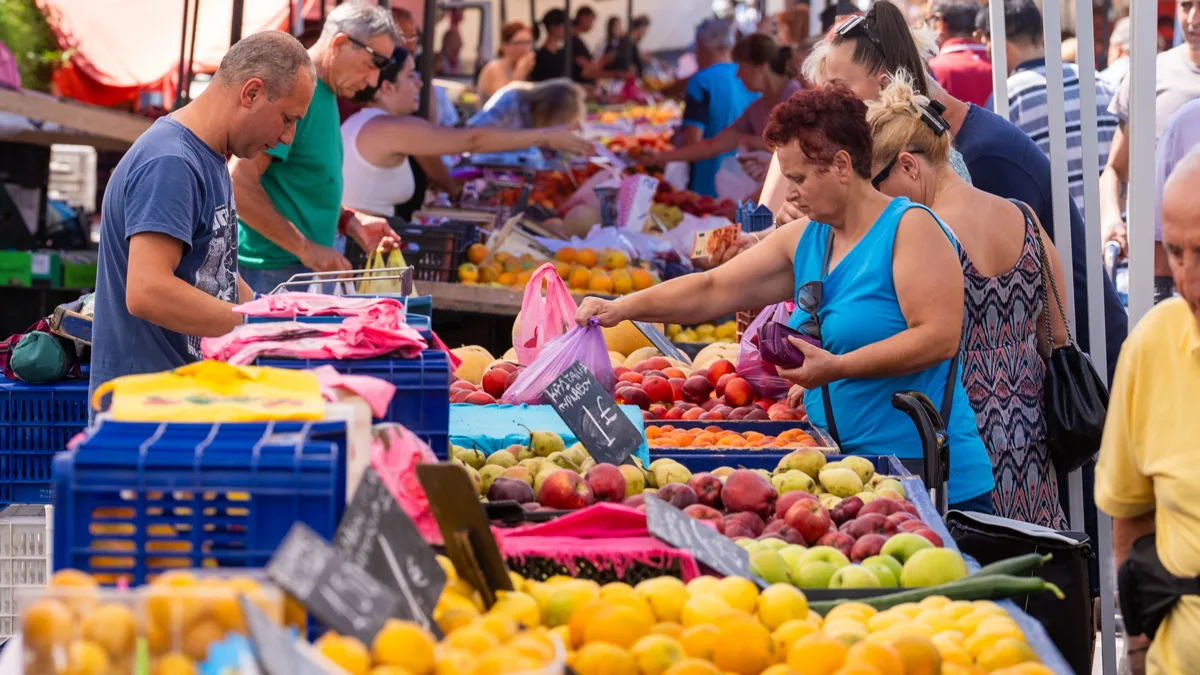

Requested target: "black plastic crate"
[{"left": 394, "top": 222, "right": 480, "bottom": 282}]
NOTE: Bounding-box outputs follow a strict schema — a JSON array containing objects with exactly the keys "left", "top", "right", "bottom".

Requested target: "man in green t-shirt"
[{"left": 231, "top": 2, "right": 401, "bottom": 294}]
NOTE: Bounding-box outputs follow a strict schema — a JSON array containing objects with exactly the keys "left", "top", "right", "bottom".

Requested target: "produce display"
[
  {"left": 21, "top": 569, "right": 284, "bottom": 675},
  {"left": 645, "top": 426, "right": 820, "bottom": 449},
  {"left": 594, "top": 105, "right": 680, "bottom": 126},
  {"left": 666, "top": 321, "right": 738, "bottom": 346},
  {"left": 614, "top": 357, "right": 806, "bottom": 422},
  {"left": 456, "top": 244, "right": 660, "bottom": 294}
]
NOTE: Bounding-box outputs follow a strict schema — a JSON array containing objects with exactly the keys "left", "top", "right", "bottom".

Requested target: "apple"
[
  {"left": 887, "top": 512, "right": 918, "bottom": 524},
  {"left": 481, "top": 368, "right": 511, "bottom": 399},
  {"left": 899, "top": 548, "right": 968, "bottom": 587},
  {"left": 796, "top": 545, "right": 851, "bottom": 569},
  {"left": 860, "top": 498, "right": 906, "bottom": 517},
  {"left": 585, "top": 464, "right": 627, "bottom": 503},
  {"left": 790, "top": 560, "right": 837, "bottom": 589},
  {"left": 776, "top": 491, "right": 818, "bottom": 519},
  {"left": 536, "top": 471, "right": 595, "bottom": 509},
  {"left": 912, "top": 528, "right": 944, "bottom": 547},
  {"left": 815, "top": 532, "right": 855, "bottom": 559},
  {"left": 723, "top": 470, "right": 778, "bottom": 517},
  {"left": 829, "top": 565, "right": 882, "bottom": 589},
  {"left": 725, "top": 511, "right": 766, "bottom": 537},
  {"left": 880, "top": 532, "right": 935, "bottom": 564},
  {"left": 682, "top": 504, "right": 725, "bottom": 533},
  {"left": 844, "top": 514, "right": 899, "bottom": 540},
  {"left": 656, "top": 483, "right": 698, "bottom": 509},
  {"left": 682, "top": 375, "right": 713, "bottom": 404},
  {"left": 757, "top": 537, "right": 788, "bottom": 550},
  {"left": 623, "top": 494, "right": 646, "bottom": 508},
  {"left": 829, "top": 495, "right": 865, "bottom": 525},
  {"left": 784, "top": 500, "right": 833, "bottom": 546},
  {"left": 750, "top": 549, "right": 793, "bottom": 585},
  {"left": 687, "top": 472, "right": 724, "bottom": 508},
  {"left": 850, "top": 533, "right": 889, "bottom": 562},
  {"left": 862, "top": 555, "right": 903, "bottom": 583}
]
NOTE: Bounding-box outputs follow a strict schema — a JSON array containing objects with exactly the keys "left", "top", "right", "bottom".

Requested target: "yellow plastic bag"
[
  {"left": 358, "top": 247, "right": 415, "bottom": 295},
  {"left": 92, "top": 361, "right": 325, "bottom": 422}
]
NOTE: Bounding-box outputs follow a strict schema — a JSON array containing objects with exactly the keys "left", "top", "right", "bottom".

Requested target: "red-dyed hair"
[
  {"left": 501, "top": 21, "right": 531, "bottom": 43},
  {"left": 763, "top": 84, "right": 873, "bottom": 179}
]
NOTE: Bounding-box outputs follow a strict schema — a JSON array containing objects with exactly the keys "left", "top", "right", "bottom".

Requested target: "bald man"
[{"left": 1096, "top": 149, "right": 1200, "bottom": 673}]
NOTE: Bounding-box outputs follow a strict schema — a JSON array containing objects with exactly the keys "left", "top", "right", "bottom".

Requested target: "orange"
[
  {"left": 572, "top": 642, "right": 638, "bottom": 675},
  {"left": 974, "top": 637, "right": 1039, "bottom": 671},
  {"left": 770, "top": 619, "right": 819, "bottom": 662},
  {"left": 568, "top": 265, "right": 592, "bottom": 289},
  {"left": 50, "top": 569, "right": 101, "bottom": 618},
  {"left": 612, "top": 269, "right": 634, "bottom": 294},
  {"left": 661, "top": 658, "right": 722, "bottom": 675},
  {"left": 631, "top": 268, "right": 655, "bottom": 290},
  {"left": 555, "top": 247, "right": 577, "bottom": 264},
  {"left": 457, "top": 263, "right": 480, "bottom": 283},
  {"left": 889, "top": 635, "right": 941, "bottom": 675},
  {"left": 472, "top": 646, "right": 541, "bottom": 675},
  {"left": 23, "top": 598, "right": 73, "bottom": 652},
  {"left": 506, "top": 631, "right": 558, "bottom": 663},
  {"left": 631, "top": 634, "right": 686, "bottom": 675},
  {"left": 442, "top": 625, "right": 502, "bottom": 654},
  {"left": 576, "top": 248, "right": 598, "bottom": 268},
  {"left": 588, "top": 271, "right": 614, "bottom": 293},
  {"left": 603, "top": 250, "right": 629, "bottom": 269},
  {"left": 435, "top": 647, "right": 479, "bottom": 675},
  {"left": 181, "top": 618, "right": 224, "bottom": 662},
  {"left": 989, "top": 665, "right": 1054, "bottom": 675},
  {"left": 82, "top": 602, "right": 137, "bottom": 658},
  {"left": 844, "top": 642, "right": 902, "bottom": 675},
  {"left": 829, "top": 666, "right": 880, "bottom": 675},
  {"left": 786, "top": 633, "right": 847, "bottom": 675},
  {"left": 497, "top": 272, "right": 517, "bottom": 286},
  {"left": 372, "top": 620, "right": 437, "bottom": 674},
  {"left": 146, "top": 571, "right": 203, "bottom": 630},
  {"left": 679, "top": 624, "right": 719, "bottom": 660},
  {"left": 466, "top": 243, "right": 488, "bottom": 265},
  {"left": 555, "top": 261, "right": 572, "bottom": 280},
  {"left": 480, "top": 265, "right": 500, "bottom": 283},
  {"left": 502, "top": 258, "right": 522, "bottom": 274},
  {"left": 712, "top": 613, "right": 771, "bottom": 675},
  {"left": 651, "top": 622, "right": 685, "bottom": 639},
  {"left": 515, "top": 270, "right": 534, "bottom": 287}
]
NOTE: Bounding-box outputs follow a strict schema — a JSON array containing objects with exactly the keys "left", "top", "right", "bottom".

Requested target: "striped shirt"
[{"left": 985, "top": 58, "right": 1119, "bottom": 223}]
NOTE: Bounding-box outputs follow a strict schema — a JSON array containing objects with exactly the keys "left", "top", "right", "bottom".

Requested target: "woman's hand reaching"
[
  {"left": 576, "top": 296, "right": 625, "bottom": 327},
  {"left": 786, "top": 383, "right": 805, "bottom": 408},
  {"left": 775, "top": 336, "right": 843, "bottom": 389},
  {"left": 544, "top": 126, "right": 596, "bottom": 155}
]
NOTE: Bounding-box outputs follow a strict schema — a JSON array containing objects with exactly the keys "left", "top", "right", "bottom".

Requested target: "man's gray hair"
[
  {"left": 318, "top": 1, "right": 399, "bottom": 46},
  {"left": 1110, "top": 17, "right": 1131, "bottom": 51},
  {"left": 214, "top": 30, "right": 314, "bottom": 100},
  {"left": 695, "top": 18, "right": 734, "bottom": 52}
]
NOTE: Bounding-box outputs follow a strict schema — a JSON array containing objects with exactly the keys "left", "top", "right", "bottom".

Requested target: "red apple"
[
  {"left": 859, "top": 498, "right": 906, "bottom": 517},
  {"left": 537, "top": 471, "right": 595, "bottom": 509},
  {"left": 724, "top": 377, "right": 754, "bottom": 407},
  {"left": 816, "top": 532, "right": 855, "bottom": 559},
  {"left": 724, "top": 522, "right": 755, "bottom": 539},
  {"left": 776, "top": 491, "right": 818, "bottom": 519},
  {"left": 830, "top": 496, "right": 865, "bottom": 525},
  {"left": 844, "top": 513, "right": 899, "bottom": 539},
  {"left": 623, "top": 494, "right": 646, "bottom": 508},
  {"left": 725, "top": 511, "right": 765, "bottom": 537},
  {"left": 683, "top": 504, "right": 725, "bottom": 533},
  {"left": 913, "top": 528, "right": 943, "bottom": 546},
  {"left": 706, "top": 359, "right": 736, "bottom": 388},
  {"left": 888, "top": 512, "right": 918, "bottom": 524},
  {"left": 774, "top": 524, "right": 809, "bottom": 547},
  {"left": 682, "top": 375, "right": 713, "bottom": 404},
  {"left": 850, "top": 533, "right": 889, "bottom": 562},
  {"left": 585, "top": 464, "right": 627, "bottom": 503},
  {"left": 898, "top": 520, "right": 927, "bottom": 533},
  {"left": 785, "top": 500, "right": 833, "bottom": 546},
  {"left": 657, "top": 483, "right": 698, "bottom": 509},
  {"left": 687, "top": 473, "right": 724, "bottom": 508}
]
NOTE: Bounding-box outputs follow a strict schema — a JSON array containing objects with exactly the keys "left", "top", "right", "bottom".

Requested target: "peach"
[
  {"left": 481, "top": 368, "right": 510, "bottom": 399},
  {"left": 642, "top": 376, "right": 674, "bottom": 405},
  {"left": 617, "top": 387, "right": 651, "bottom": 410},
  {"left": 619, "top": 371, "right": 644, "bottom": 384},
  {"left": 451, "top": 380, "right": 476, "bottom": 391},
  {"left": 769, "top": 410, "right": 799, "bottom": 421},
  {"left": 613, "top": 366, "right": 631, "bottom": 378},
  {"left": 682, "top": 407, "right": 705, "bottom": 420},
  {"left": 715, "top": 373, "right": 736, "bottom": 397},
  {"left": 699, "top": 410, "right": 725, "bottom": 420},
  {"left": 663, "top": 367, "right": 687, "bottom": 379},
  {"left": 724, "top": 378, "right": 754, "bottom": 407},
  {"left": 706, "top": 359, "right": 736, "bottom": 388},
  {"left": 451, "top": 389, "right": 472, "bottom": 403},
  {"left": 464, "top": 391, "right": 497, "bottom": 405},
  {"left": 682, "top": 376, "right": 713, "bottom": 404},
  {"left": 648, "top": 403, "right": 669, "bottom": 419},
  {"left": 669, "top": 377, "right": 686, "bottom": 401}
]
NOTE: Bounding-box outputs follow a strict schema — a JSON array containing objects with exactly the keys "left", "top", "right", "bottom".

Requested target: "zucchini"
[
  {"left": 972, "top": 553, "right": 1054, "bottom": 577},
  {"left": 809, "top": 574, "right": 1065, "bottom": 615}
]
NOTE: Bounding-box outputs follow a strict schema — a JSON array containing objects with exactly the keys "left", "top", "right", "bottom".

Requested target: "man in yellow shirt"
[{"left": 1096, "top": 147, "right": 1200, "bottom": 675}]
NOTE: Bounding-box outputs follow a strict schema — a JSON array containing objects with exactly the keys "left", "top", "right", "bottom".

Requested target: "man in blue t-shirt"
[
  {"left": 678, "top": 18, "right": 758, "bottom": 197},
  {"left": 90, "top": 31, "right": 316, "bottom": 412}
]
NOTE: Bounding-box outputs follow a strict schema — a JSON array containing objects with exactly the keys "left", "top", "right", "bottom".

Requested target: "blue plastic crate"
[
  {"left": 0, "top": 378, "right": 90, "bottom": 506},
  {"left": 53, "top": 419, "right": 347, "bottom": 586},
  {"left": 256, "top": 350, "right": 450, "bottom": 458}
]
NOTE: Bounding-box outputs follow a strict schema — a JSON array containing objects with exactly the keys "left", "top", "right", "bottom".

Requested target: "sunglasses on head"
[
  {"left": 794, "top": 280, "right": 822, "bottom": 340},
  {"left": 834, "top": 15, "right": 881, "bottom": 47},
  {"left": 346, "top": 35, "right": 391, "bottom": 69},
  {"left": 871, "top": 149, "right": 925, "bottom": 188}
]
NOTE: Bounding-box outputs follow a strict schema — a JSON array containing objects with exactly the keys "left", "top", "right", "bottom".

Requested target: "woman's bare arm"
[
  {"left": 577, "top": 219, "right": 805, "bottom": 326},
  {"left": 360, "top": 115, "right": 591, "bottom": 158}
]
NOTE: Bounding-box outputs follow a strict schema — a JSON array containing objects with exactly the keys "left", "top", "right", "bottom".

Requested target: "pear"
[
  {"left": 461, "top": 465, "right": 483, "bottom": 495},
  {"left": 546, "top": 451, "right": 581, "bottom": 472},
  {"left": 453, "top": 446, "right": 486, "bottom": 470},
  {"left": 648, "top": 458, "right": 678, "bottom": 472},
  {"left": 563, "top": 442, "right": 591, "bottom": 466},
  {"left": 618, "top": 465, "right": 646, "bottom": 495},
  {"left": 518, "top": 458, "right": 545, "bottom": 476},
  {"left": 503, "top": 466, "right": 533, "bottom": 487},
  {"left": 479, "top": 465, "right": 506, "bottom": 494},
  {"left": 839, "top": 456, "right": 876, "bottom": 484},
  {"left": 651, "top": 462, "right": 692, "bottom": 487},
  {"left": 517, "top": 446, "right": 539, "bottom": 461},
  {"left": 579, "top": 458, "right": 597, "bottom": 473},
  {"left": 486, "top": 452, "right": 517, "bottom": 469},
  {"left": 527, "top": 429, "right": 566, "bottom": 457}
]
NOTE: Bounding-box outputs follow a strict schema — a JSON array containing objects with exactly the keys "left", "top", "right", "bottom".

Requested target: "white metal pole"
[
  {"left": 1127, "top": 0, "right": 1159, "bottom": 323},
  {"left": 989, "top": 0, "right": 1008, "bottom": 118},
  {"left": 810, "top": 0, "right": 825, "bottom": 37},
  {"left": 1041, "top": 0, "right": 1076, "bottom": 321}
]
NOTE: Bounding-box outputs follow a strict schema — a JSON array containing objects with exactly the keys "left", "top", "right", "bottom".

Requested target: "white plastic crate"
[{"left": 0, "top": 505, "right": 52, "bottom": 640}]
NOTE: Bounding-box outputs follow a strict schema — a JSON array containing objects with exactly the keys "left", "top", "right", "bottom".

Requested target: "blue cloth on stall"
[{"left": 449, "top": 403, "right": 651, "bottom": 465}]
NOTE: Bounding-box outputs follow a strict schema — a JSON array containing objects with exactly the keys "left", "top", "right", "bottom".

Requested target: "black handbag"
[
  {"left": 1118, "top": 533, "right": 1200, "bottom": 639},
  {"left": 1017, "top": 200, "right": 1110, "bottom": 473}
]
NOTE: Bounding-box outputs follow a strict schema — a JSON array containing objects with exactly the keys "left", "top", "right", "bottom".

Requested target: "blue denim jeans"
[
  {"left": 240, "top": 264, "right": 318, "bottom": 295},
  {"left": 949, "top": 490, "right": 995, "bottom": 515}
]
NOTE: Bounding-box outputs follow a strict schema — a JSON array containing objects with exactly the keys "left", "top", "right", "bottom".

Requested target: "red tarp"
[{"left": 38, "top": 0, "right": 333, "bottom": 108}]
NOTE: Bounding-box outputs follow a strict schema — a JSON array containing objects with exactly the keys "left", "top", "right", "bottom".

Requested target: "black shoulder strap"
[{"left": 817, "top": 228, "right": 841, "bottom": 445}]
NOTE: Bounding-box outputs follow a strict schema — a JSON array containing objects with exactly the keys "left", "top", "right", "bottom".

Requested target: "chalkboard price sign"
[
  {"left": 334, "top": 467, "right": 446, "bottom": 635},
  {"left": 239, "top": 595, "right": 326, "bottom": 675},
  {"left": 644, "top": 495, "right": 765, "bottom": 587},
  {"left": 267, "top": 522, "right": 403, "bottom": 645},
  {"left": 633, "top": 321, "right": 692, "bottom": 365},
  {"left": 543, "top": 360, "right": 642, "bottom": 466}
]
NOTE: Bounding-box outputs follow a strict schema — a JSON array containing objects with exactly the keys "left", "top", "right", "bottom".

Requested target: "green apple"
[
  {"left": 797, "top": 545, "right": 851, "bottom": 569},
  {"left": 880, "top": 533, "right": 934, "bottom": 564},
  {"left": 863, "top": 563, "right": 898, "bottom": 588},
  {"left": 750, "top": 549, "right": 794, "bottom": 585},
  {"left": 778, "top": 545, "right": 808, "bottom": 568},
  {"left": 758, "top": 537, "right": 789, "bottom": 551},
  {"left": 829, "top": 565, "right": 882, "bottom": 589},
  {"left": 790, "top": 560, "right": 837, "bottom": 589},
  {"left": 742, "top": 542, "right": 769, "bottom": 556},
  {"left": 862, "top": 554, "right": 903, "bottom": 582},
  {"left": 736, "top": 539, "right": 759, "bottom": 550},
  {"left": 900, "top": 548, "right": 969, "bottom": 587}
]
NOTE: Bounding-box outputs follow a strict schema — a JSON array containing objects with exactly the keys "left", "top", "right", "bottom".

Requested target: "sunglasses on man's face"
[{"left": 346, "top": 35, "right": 391, "bottom": 69}]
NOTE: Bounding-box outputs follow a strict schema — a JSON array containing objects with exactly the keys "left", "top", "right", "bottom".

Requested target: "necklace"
[{"left": 930, "top": 179, "right": 965, "bottom": 206}]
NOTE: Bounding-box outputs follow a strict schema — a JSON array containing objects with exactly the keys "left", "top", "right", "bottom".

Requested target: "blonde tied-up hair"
[{"left": 865, "top": 69, "right": 952, "bottom": 170}]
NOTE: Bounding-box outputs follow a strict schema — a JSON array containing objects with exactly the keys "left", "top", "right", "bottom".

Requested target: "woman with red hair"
[{"left": 577, "top": 86, "right": 995, "bottom": 512}]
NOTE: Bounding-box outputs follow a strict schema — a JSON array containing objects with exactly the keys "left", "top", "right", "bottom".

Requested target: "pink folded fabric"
[
  {"left": 312, "top": 365, "right": 396, "bottom": 418},
  {"left": 201, "top": 317, "right": 427, "bottom": 365},
  {"left": 235, "top": 292, "right": 405, "bottom": 318}
]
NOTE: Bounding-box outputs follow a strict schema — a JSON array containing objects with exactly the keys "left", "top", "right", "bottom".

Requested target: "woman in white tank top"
[{"left": 341, "top": 47, "right": 595, "bottom": 218}]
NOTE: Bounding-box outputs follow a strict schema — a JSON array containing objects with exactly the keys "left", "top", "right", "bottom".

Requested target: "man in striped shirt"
[{"left": 977, "top": 0, "right": 1119, "bottom": 223}]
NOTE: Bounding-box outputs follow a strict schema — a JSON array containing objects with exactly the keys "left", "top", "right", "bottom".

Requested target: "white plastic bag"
[{"left": 716, "top": 154, "right": 761, "bottom": 202}]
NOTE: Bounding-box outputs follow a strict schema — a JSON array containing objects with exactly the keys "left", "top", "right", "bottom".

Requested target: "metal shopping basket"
[{"left": 267, "top": 267, "right": 414, "bottom": 296}]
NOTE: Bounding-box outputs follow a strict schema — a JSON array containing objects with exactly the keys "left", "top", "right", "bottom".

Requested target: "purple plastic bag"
[
  {"left": 501, "top": 318, "right": 617, "bottom": 405},
  {"left": 737, "top": 304, "right": 795, "bottom": 399}
]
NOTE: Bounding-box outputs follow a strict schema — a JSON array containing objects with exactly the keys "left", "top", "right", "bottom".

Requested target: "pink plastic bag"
[
  {"left": 502, "top": 318, "right": 615, "bottom": 404},
  {"left": 514, "top": 263, "right": 579, "bottom": 366},
  {"left": 371, "top": 423, "right": 444, "bottom": 544},
  {"left": 737, "top": 303, "right": 795, "bottom": 399}
]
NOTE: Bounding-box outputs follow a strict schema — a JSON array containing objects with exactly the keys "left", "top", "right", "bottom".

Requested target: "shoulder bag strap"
[
  {"left": 1010, "top": 199, "right": 1072, "bottom": 358},
  {"left": 817, "top": 229, "right": 841, "bottom": 445}
]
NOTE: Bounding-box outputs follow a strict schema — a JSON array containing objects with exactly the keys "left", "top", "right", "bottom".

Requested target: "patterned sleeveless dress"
[{"left": 959, "top": 210, "right": 1068, "bottom": 530}]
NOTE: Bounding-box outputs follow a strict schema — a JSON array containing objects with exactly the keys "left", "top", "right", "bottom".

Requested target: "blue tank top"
[{"left": 787, "top": 197, "right": 994, "bottom": 505}]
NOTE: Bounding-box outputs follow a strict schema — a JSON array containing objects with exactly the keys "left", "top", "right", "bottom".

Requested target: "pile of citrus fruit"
[
  {"left": 645, "top": 425, "right": 819, "bottom": 449},
  {"left": 456, "top": 244, "right": 657, "bottom": 295}
]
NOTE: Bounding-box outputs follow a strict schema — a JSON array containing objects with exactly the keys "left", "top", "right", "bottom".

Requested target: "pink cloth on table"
[
  {"left": 500, "top": 504, "right": 704, "bottom": 581},
  {"left": 201, "top": 317, "right": 427, "bottom": 365},
  {"left": 235, "top": 292, "right": 406, "bottom": 318},
  {"left": 312, "top": 365, "right": 395, "bottom": 418}
]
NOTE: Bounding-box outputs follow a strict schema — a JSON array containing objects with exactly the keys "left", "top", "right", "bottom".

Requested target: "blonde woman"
[{"left": 467, "top": 78, "right": 587, "bottom": 130}]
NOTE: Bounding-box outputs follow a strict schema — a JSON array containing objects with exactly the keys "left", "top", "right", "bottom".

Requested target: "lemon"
[
  {"left": 713, "top": 577, "right": 758, "bottom": 614},
  {"left": 573, "top": 642, "right": 639, "bottom": 675},
  {"left": 786, "top": 633, "right": 848, "bottom": 675},
  {"left": 865, "top": 611, "right": 908, "bottom": 634},
  {"left": 316, "top": 634, "right": 371, "bottom": 675},
  {"left": 631, "top": 634, "right": 686, "bottom": 675},
  {"left": 636, "top": 577, "right": 689, "bottom": 623},
  {"left": 680, "top": 595, "right": 733, "bottom": 628},
  {"left": 965, "top": 626, "right": 1023, "bottom": 659},
  {"left": 770, "top": 620, "right": 819, "bottom": 662},
  {"left": 584, "top": 605, "right": 654, "bottom": 648},
  {"left": 442, "top": 626, "right": 501, "bottom": 655},
  {"left": 435, "top": 648, "right": 478, "bottom": 675},
  {"left": 685, "top": 577, "right": 720, "bottom": 596},
  {"left": 601, "top": 582, "right": 638, "bottom": 599},
  {"left": 491, "top": 591, "right": 541, "bottom": 627},
  {"left": 543, "top": 580, "right": 601, "bottom": 627},
  {"left": 756, "top": 584, "right": 810, "bottom": 631},
  {"left": 372, "top": 620, "right": 437, "bottom": 675},
  {"left": 679, "top": 625, "right": 719, "bottom": 660},
  {"left": 824, "top": 602, "right": 877, "bottom": 625},
  {"left": 711, "top": 614, "right": 771, "bottom": 675},
  {"left": 975, "top": 637, "right": 1039, "bottom": 670}
]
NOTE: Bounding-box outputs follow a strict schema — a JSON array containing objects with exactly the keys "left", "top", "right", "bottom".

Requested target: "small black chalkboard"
[
  {"left": 334, "top": 467, "right": 447, "bottom": 636},
  {"left": 644, "top": 495, "right": 765, "bottom": 588},
  {"left": 266, "top": 522, "right": 403, "bottom": 645},
  {"left": 542, "top": 360, "right": 643, "bottom": 466},
  {"left": 632, "top": 321, "right": 692, "bottom": 365},
  {"left": 417, "top": 463, "right": 514, "bottom": 608},
  {"left": 239, "top": 595, "right": 326, "bottom": 675}
]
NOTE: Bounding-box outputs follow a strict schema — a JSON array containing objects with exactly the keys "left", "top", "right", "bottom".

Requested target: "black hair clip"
[
  {"left": 834, "top": 15, "right": 881, "bottom": 47},
  {"left": 919, "top": 99, "right": 952, "bottom": 136}
]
